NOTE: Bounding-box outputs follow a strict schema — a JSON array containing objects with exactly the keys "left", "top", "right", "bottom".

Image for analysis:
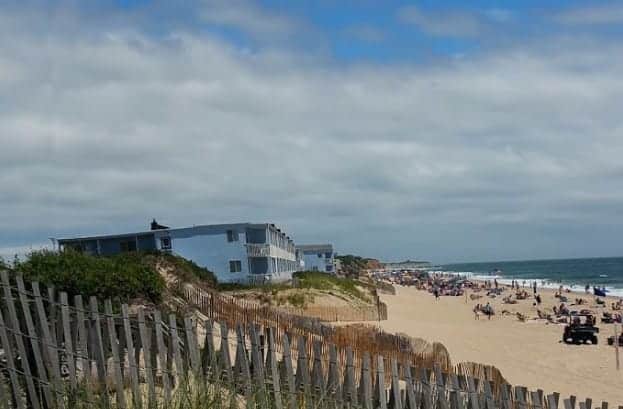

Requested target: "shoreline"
[
  {"left": 428, "top": 270, "right": 623, "bottom": 298},
  {"left": 378, "top": 283, "right": 623, "bottom": 405}
]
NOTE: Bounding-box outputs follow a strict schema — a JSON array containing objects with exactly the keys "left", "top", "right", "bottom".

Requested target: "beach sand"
[{"left": 379, "top": 285, "right": 623, "bottom": 405}]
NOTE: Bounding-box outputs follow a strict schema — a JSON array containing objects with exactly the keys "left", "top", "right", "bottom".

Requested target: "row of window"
[{"left": 317, "top": 252, "right": 333, "bottom": 258}]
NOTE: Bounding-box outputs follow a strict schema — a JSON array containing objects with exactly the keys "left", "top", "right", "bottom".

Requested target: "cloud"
[
  {"left": 397, "top": 5, "right": 483, "bottom": 37},
  {"left": 1, "top": 3, "right": 623, "bottom": 262},
  {"left": 200, "top": 0, "right": 303, "bottom": 37},
  {"left": 343, "top": 25, "right": 386, "bottom": 43},
  {"left": 555, "top": 4, "right": 623, "bottom": 25}
]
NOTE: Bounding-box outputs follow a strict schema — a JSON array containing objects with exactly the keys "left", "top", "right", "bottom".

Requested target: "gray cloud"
[{"left": 1, "top": 4, "right": 623, "bottom": 262}]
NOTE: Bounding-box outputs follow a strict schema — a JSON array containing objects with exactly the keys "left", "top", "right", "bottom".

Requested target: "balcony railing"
[{"left": 246, "top": 243, "right": 271, "bottom": 257}]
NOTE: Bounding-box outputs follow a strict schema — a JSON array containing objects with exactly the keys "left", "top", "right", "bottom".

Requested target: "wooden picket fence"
[{"left": 0, "top": 273, "right": 618, "bottom": 409}]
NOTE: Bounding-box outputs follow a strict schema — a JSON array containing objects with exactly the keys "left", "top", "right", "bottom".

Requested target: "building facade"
[
  {"left": 296, "top": 244, "right": 335, "bottom": 274},
  {"left": 57, "top": 222, "right": 298, "bottom": 283}
]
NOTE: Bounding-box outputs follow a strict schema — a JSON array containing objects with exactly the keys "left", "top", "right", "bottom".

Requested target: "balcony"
[
  {"left": 246, "top": 243, "right": 296, "bottom": 261},
  {"left": 246, "top": 243, "right": 271, "bottom": 257}
]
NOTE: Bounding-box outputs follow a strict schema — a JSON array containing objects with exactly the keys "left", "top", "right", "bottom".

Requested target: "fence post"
[
  {"left": 121, "top": 304, "right": 142, "bottom": 409},
  {"left": 359, "top": 352, "right": 372, "bottom": 409},
  {"left": 281, "top": 333, "right": 297, "bottom": 409},
  {"left": 266, "top": 327, "right": 283, "bottom": 409},
  {"left": 15, "top": 276, "right": 54, "bottom": 407},
  {"left": 0, "top": 271, "right": 41, "bottom": 409},
  {"left": 104, "top": 299, "right": 127, "bottom": 409},
  {"left": 219, "top": 321, "right": 233, "bottom": 384},
  {"left": 138, "top": 308, "right": 156, "bottom": 407},
  {"left": 388, "top": 359, "right": 402, "bottom": 409},
  {"left": 60, "top": 292, "right": 78, "bottom": 389},
  {"left": 88, "top": 295, "right": 109, "bottom": 408},
  {"left": 153, "top": 310, "right": 171, "bottom": 404},
  {"left": 33, "top": 282, "right": 64, "bottom": 407},
  {"left": 0, "top": 308, "right": 25, "bottom": 409}
]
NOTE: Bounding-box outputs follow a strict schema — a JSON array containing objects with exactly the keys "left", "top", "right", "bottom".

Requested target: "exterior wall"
[
  {"left": 58, "top": 222, "right": 298, "bottom": 284},
  {"left": 298, "top": 244, "right": 335, "bottom": 274},
  {"left": 153, "top": 226, "right": 250, "bottom": 283},
  {"left": 302, "top": 252, "right": 335, "bottom": 273}
]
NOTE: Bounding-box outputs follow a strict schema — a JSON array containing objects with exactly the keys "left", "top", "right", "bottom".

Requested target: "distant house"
[
  {"left": 56, "top": 221, "right": 298, "bottom": 283},
  {"left": 296, "top": 244, "right": 335, "bottom": 274}
]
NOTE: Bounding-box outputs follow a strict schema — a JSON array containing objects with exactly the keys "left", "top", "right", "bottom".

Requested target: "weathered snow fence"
[{"left": 0, "top": 273, "right": 618, "bottom": 409}]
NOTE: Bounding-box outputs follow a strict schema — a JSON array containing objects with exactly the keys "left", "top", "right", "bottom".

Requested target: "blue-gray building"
[
  {"left": 296, "top": 244, "right": 335, "bottom": 274},
  {"left": 56, "top": 222, "right": 298, "bottom": 283}
]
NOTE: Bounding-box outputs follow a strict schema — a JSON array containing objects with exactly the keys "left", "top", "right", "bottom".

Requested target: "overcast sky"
[{"left": 1, "top": 0, "right": 623, "bottom": 264}]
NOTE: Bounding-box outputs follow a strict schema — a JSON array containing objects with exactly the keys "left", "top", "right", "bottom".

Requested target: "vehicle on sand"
[{"left": 562, "top": 314, "right": 599, "bottom": 345}]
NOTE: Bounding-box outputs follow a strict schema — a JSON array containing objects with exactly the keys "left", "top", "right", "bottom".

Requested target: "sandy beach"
[{"left": 379, "top": 285, "right": 623, "bottom": 405}]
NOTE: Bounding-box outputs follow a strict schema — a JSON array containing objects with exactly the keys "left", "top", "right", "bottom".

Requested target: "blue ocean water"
[{"left": 437, "top": 257, "right": 623, "bottom": 297}]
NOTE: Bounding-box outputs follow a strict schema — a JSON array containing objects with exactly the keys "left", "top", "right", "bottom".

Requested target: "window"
[
  {"left": 325, "top": 252, "right": 332, "bottom": 259},
  {"left": 226, "top": 230, "right": 238, "bottom": 242},
  {"left": 326, "top": 265, "right": 333, "bottom": 272},
  {"left": 119, "top": 240, "right": 137, "bottom": 252},
  {"left": 160, "top": 237, "right": 172, "bottom": 250},
  {"left": 229, "top": 260, "right": 242, "bottom": 273},
  {"left": 317, "top": 253, "right": 322, "bottom": 258}
]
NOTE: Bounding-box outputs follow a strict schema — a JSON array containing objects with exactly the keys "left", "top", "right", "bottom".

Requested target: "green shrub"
[
  {"left": 287, "top": 292, "right": 306, "bottom": 308},
  {"left": 13, "top": 250, "right": 165, "bottom": 303},
  {"left": 293, "top": 271, "right": 367, "bottom": 300},
  {"left": 141, "top": 251, "right": 217, "bottom": 287}
]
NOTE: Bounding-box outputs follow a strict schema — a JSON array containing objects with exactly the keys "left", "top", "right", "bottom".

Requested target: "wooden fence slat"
[
  {"left": 32, "top": 282, "right": 64, "bottom": 407},
  {"left": 103, "top": 299, "right": 126, "bottom": 409},
  {"left": 281, "top": 333, "right": 296, "bottom": 409},
  {"left": 266, "top": 327, "right": 283, "bottom": 409},
  {"left": 359, "top": 352, "right": 372, "bottom": 409},
  {"left": 60, "top": 292, "right": 77, "bottom": 388},
  {"left": 0, "top": 271, "right": 41, "bottom": 409},
  {"left": 343, "top": 347, "right": 357, "bottom": 405},
  {"left": 403, "top": 365, "right": 417, "bottom": 409},
  {"left": 311, "top": 340, "right": 325, "bottom": 396},
  {"left": 138, "top": 308, "right": 156, "bottom": 407},
  {"left": 88, "top": 295, "right": 109, "bottom": 408},
  {"left": 169, "top": 314, "right": 185, "bottom": 382},
  {"left": 420, "top": 367, "right": 434, "bottom": 409},
  {"left": 295, "top": 335, "right": 311, "bottom": 400},
  {"left": 375, "top": 355, "right": 388, "bottom": 409},
  {"left": 153, "top": 310, "right": 171, "bottom": 404},
  {"left": 250, "top": 325, "right": 265, "bottom": 392},
  {"left": 389, "top": 359, "right": 402, "bottom": 409},
  {"left": 0, "top": 308, "right": 25, "bottom": 409},
  {"left": 184, "top": 316, "right": 201, "bottom": 376},
  {"left": 435, "top": 364, "right": 450, "bottom": 409},
  {"left": 15, "top": 276, "right": 54, "bottom": 408},
  {"left": 219, "top": 321, "right": 233, "bottom": 383},
  {"left": 73, "top": 295, "right": 90, "bottom": 381},
  {"left": 548, "top": 394, "right": 559, "bottom": 409},
  {"left": 234, "top": 324, "right": 253, "bottom": 402},
  {"left": 201, "top": 319, "right": 216, "bottom": 378},
  {"left": 327, "top": 343, "right": 341, "bottom": 401},
  {"left": 121, "top": 304, "right": 142, "bottom": 409},
  {"left": 0, "top": 360, "right": 10, "bottom": 409}
]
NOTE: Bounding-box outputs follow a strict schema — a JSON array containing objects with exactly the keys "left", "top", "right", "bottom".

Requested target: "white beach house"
[
  {"left": 56, "top": 221, "right": 298, "bottom": 283},
  {"left": 296, "top": 244, "right": 336, "bottom": 274}
]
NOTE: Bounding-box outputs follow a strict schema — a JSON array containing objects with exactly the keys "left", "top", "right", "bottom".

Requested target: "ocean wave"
[{"left": 428, "top": 269, "right": 623, "bottom": 298}]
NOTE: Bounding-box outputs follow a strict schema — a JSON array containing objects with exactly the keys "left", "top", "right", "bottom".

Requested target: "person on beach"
[
  {"left": 494, "top": 278, "right": 498, "bottom": 289},
  {"left": 533, "top": 281, "right": 537, "bottom": 295},
  {"left": 434, "top": 288, "right": 440, "bottom": 300},
  {"left": 473, "top": 304, "right": 480, "bottom": 320}
]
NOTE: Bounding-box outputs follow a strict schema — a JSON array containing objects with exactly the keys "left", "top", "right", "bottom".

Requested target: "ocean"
[{"left": 435, "top": 257, "right": 623, "bottom": 297}]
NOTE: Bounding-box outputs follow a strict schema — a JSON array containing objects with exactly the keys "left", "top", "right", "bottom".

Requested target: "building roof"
[
  {"left": 296, "top": 244, "right": 333, "bottom": 253},
  {"left": 57, "top": 222, "right": 284, "bottom": 243}
]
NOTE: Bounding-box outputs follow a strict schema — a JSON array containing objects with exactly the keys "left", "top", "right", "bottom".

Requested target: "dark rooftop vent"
[{"left": 150, "top": 219, "right": 169, "bottom": 230}]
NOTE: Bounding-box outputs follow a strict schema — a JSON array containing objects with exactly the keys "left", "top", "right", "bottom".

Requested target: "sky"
[{"left": 1, "top": 0, "right": 623, "bottom": 264}]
